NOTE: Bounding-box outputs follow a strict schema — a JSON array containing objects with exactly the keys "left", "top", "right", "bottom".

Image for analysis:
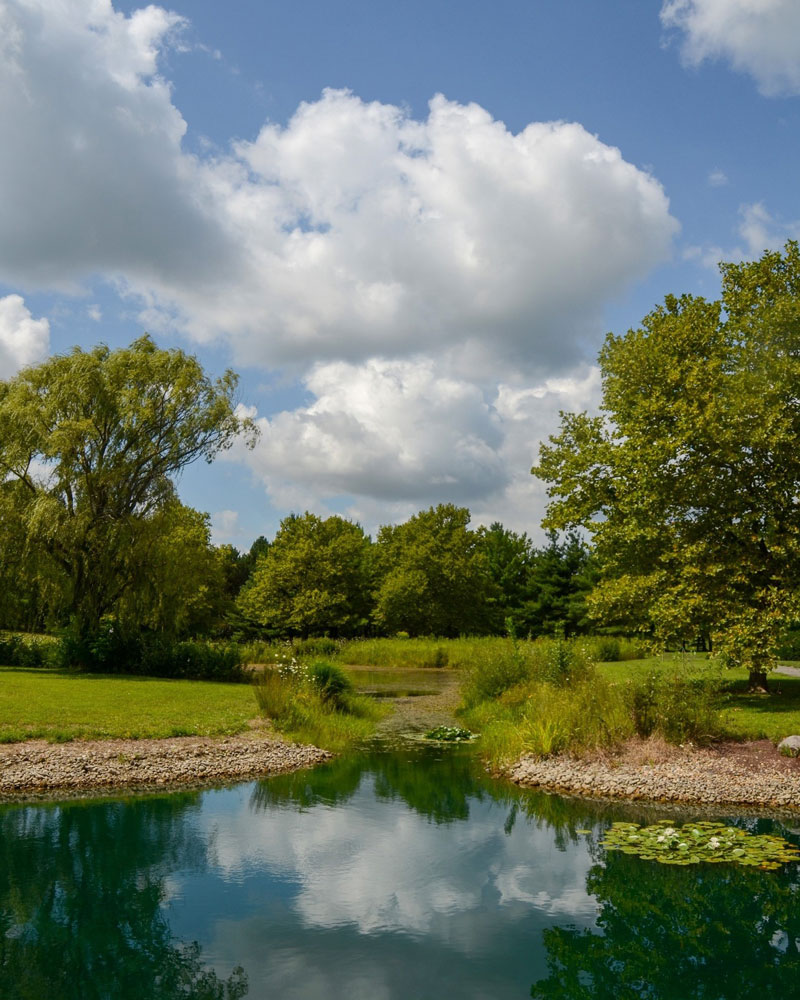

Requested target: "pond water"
[{"left": 1, "top": 743, "right": 799, "bottom": 999}]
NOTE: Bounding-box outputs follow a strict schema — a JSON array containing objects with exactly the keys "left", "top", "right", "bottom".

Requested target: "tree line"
[
  {"left": 0, "top": 337, "right": 591, "bottom": 642},
  {"left": 3, "top": 242, "right": 800, "bottom": 685}
]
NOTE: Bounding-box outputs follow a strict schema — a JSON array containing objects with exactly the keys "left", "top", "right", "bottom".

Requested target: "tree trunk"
[{"left": 748, "top": 669, "right": 769, "bottom": 693}]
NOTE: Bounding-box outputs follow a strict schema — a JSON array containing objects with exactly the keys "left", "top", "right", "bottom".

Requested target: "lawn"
[
  {"left": 597, "top": 655, "right": 800, "bottom": 743},
  {"left": 0, "top": 667, "right": 258, "bottom": 743}
]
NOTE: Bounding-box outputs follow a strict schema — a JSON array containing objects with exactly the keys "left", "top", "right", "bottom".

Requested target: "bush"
[
  {"left": 307, "top": 660, "right": 353, "bottom": 708},
  {"left": 57, "top": 622, "right": 244, "bottom": 681},
  {"left": 0, "top": 633, "right": 58, "bottom": 668},
  {"left": 625, "top": 669, "right": 725, "bottom": 745}
]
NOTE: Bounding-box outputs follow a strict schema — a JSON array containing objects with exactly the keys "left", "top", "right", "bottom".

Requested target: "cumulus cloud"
[
  {"left": 0, "top": 1, "right": 678, "bottom": 526},
  {"left": 0, "top": 2, "right": 677, "bottom": 378},
  {"left": 661, "top": 0, "right": 800, "bottom": 96},
  {"left": 0, "top": 0, "right": 236, "bottom": 291},
  {"left": 237, "top": 360, "right": 601, "bottom": 535},
  {"left": 0, "top": 294, "right": 49, "bottom": 376}
]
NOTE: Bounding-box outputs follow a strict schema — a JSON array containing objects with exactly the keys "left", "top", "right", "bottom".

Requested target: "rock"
[{"left": 778, "top": 735, "right": 800, "bottom": 757}]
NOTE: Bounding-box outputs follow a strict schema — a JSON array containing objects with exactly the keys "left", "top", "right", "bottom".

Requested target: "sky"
[{"left": 1, "top": 0, "right": 799, "bottom": 549}]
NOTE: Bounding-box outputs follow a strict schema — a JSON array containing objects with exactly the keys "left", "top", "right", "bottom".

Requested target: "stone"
[{"left": 778, "top": 735, "right": 800, "bottom": 757}]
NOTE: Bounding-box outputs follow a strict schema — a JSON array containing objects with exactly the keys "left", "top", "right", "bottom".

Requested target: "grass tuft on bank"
[{"left": 253, "top": 659, "right": 388, "bottom": 751}]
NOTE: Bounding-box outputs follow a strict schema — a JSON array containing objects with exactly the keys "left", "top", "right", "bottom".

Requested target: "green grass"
[
  {"left": 0, "top": 666, "right": 258, "bottom": 742},
  {"left": 596, "top": 656, "right": 800, "bottom": 743}
]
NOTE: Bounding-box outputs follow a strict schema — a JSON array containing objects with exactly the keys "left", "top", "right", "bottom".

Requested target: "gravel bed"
[
  {"left": 0, "top": 733, "right": 331, "bottom": 801},
  {"left": 508, "top": 739, "right": 800, "bottom": 811}
]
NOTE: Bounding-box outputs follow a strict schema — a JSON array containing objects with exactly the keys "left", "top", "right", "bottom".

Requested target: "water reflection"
[
  {"left": 531, "top": 846, "right": 800, "bottom": 998},
  {"left": 0, "top": 794, "right": 247, "bottom": 999},
  {"left": 1, "top": 749, "right": 798, "bottom": 999}
]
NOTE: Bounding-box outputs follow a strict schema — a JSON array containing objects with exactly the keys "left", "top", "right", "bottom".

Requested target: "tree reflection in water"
[
  {"left": 0, "top": 795, "right": 247, "bottom": 1000},
  {"left": 531, "top": 847, "right": 800, "bottom": 999}
]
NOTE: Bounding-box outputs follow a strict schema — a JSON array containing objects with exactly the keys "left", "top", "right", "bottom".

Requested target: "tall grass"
[
  {"left": 253, "top": 659, "right": 387, "bottom": 751},
  {"left": 460, "top": 638, "right": 728, "bottom": 766}
]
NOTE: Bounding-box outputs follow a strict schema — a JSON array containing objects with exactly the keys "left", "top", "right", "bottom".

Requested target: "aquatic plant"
[
  {"left": 601, "top": 820, "right": 800, "bottom": 869},
  {"left": 424, "top": 726, "right": 477, "bottom": 742}
]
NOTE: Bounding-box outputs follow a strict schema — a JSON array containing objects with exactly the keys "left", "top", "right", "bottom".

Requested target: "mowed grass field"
[
  {"left": 0, "top": 667, "right": 258, "bottom": 743},
  {"left": 597, "top": 655, "right": 800, "bottom": 743}
]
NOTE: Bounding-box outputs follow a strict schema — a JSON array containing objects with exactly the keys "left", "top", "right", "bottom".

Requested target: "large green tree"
[
  {"left": 0, "top": 336, "right": 253, "bottom": 636},
  {"left": 534, "top": 243, "right": 800, "bottom": 688},
  {"left": 237, "top": 512, "right": 373, "bottom": 637},
  {"left": 373, "top": 504, "right": 496, "bottom": 636}
]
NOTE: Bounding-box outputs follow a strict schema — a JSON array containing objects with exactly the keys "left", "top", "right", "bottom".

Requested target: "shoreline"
[
  {"left": 0, "top": 732, "right": 332, "bottom": 803},
  {"left": 507, "top": 738, "right": 800, "bottom": 812}
]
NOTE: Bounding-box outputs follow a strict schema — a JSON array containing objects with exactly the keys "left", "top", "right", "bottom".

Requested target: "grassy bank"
[
  {"left": 253, "top": 660, "right": 388, "bottom": 751},
  {"left": 0, "top": 667, "right": 257, "bottom": 742}
]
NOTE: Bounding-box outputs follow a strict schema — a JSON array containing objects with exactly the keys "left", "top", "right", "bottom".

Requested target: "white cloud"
[
  {"left": 708, "top": 168, "right": 728, "bottom": 187},
  {"left": 237, "top": 360, "right": 601, "bottom": 536},
  {"left": 0, "top": 2, "right": 678, "bottom": 527},
  {"left": 738, "top": 201, "right": 800, "bottom": 255},
  {"left": 682, "top": 200, "right": 800, "bottom": 271},
  {"left": 0, "top": 3, "right": 677, "bottom": 378},
  {"left": 87, "top": 304, "right": 102, "bottom": 322},
  {"left": 0, "top": 0, "right": 236, "bottom": 291},
  {"left": 661, "top": 0, "right": 800, "bottom": 96},
  {"left": 0, "top": 294, "right": 49, "bottom": 376}
]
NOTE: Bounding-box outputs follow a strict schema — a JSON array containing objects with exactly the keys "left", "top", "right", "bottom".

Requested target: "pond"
[{"left": 1, "top": 743, "right": 799, "bottom": 999}]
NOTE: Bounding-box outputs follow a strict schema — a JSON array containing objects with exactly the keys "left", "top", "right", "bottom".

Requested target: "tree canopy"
[
  {"left": 373, "top": 504, "right": 496, "bottom": 636},
  {"left": 534, "top": 242, "right": 800, "bottom": 686},
  {"left": 237, "top": 512, "right": 373, "bottom": 637},
  {"left": 0, "top": 336, "right": 254, "bottom": 635}
]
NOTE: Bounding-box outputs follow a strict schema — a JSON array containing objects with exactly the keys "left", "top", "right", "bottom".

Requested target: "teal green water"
[{"left": 1, "top": 745, "right": 799, "bottom": 999}]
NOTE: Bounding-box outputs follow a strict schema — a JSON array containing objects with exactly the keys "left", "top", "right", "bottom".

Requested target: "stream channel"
[{"left": 1, "top": 669, "right": 799, "bottom": 999}]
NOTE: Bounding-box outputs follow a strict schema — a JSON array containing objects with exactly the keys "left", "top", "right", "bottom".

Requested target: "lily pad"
[
  {"left": 601, "top": 820, "right": 800, "bottom": 870},
  {"left": 424, "top": 725, "right": 477, "bottom": 742}
]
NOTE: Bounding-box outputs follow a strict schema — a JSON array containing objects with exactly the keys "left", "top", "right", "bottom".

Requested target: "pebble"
[
  {"left": 0, "top": 734, "right": 332, "bottom": 800},
  {"left": 508, "top": 750, "right": 800, "bottom": 811}
]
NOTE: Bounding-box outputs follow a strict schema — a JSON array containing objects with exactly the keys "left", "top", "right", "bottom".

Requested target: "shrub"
[
  {"left": 625, "top": 669, "right": 725, "bottom": 745},
  {"left": 57, "top": 622, "right": 244, "bottom": 681},
  {"left": 0, "top": 633, "right": 58, "bottom": 668},
  {"left": 307, "top": 660, "right": 353, "bottom": 708}
]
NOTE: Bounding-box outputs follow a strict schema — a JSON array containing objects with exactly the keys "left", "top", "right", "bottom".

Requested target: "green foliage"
[
  {"left": 372, "top": 503, "right": 496, "bottom": 636},
  {"left": 57, "top": 622, "right": 244, "bottom": 681},
  {"left": 237, "top": 512, "right": 372, "bottom": 637},
  {"left": 0, "top": 632, "right": 58, "bottom": 668},
  {"left": 461, "top": 637, "right": 594, "bottom": 707},
  {"left": 534, "top": 243, "right": 800, "bottom": 685},
  {"left": 0, "top": 336, "right": 254, "bottom": 637},
  {"left": 306, "top": 659, "right": 353, "bottom": 708},
  {"left": 475, "top": 522, "right": 536, "bottom": 632},
  {"left": 625, "top": 669, "right": 726, "bottom": 744},
  {"left": 524, "top": 530, "right": 595, "bottom": 637},
  {"left": 602, "top": 821, "right": 800, "bottom": 869}
]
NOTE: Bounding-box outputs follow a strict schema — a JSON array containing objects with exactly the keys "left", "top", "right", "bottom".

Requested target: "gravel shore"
[
  {"left": 508, "top": 738, "right": 800, "bottom": 811},
  {"left": 0, "top": 733, "right": 332, "bottom": 801}
]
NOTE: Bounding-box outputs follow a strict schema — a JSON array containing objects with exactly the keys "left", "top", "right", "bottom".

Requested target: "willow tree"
[
  {"left": 534, "top": 243, "right": 800, "bottom": 689},
  {"left": 0, "top": 335, "right": 255, "bottom": 636}
]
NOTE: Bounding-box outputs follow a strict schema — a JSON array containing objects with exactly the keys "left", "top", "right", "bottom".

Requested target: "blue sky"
[{"left": 1, "top": 0, "right": 799, "bottom": 547}]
